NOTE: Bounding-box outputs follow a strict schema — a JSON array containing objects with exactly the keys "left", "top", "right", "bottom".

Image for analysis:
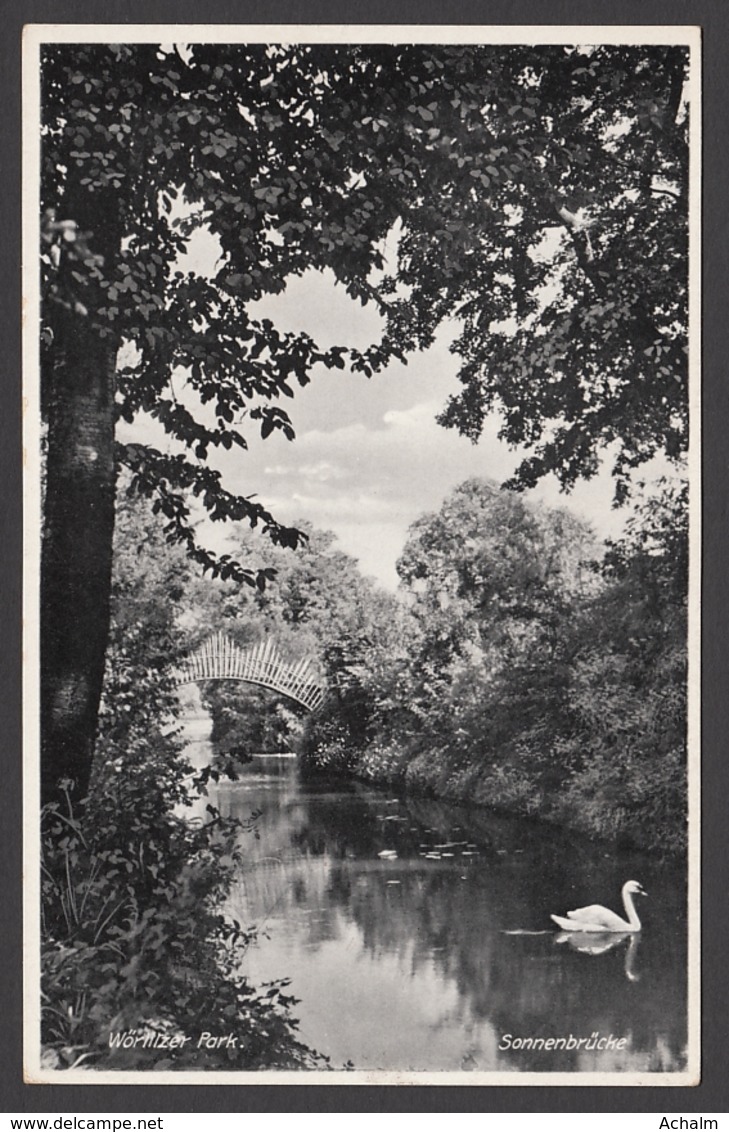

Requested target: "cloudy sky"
[{"left": 120, "top": 229, "right": 646, "bottom": 592}]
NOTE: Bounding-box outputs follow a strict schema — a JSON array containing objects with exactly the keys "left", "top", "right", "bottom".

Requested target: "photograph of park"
[{"left": 24, "top": 26, "right": 699, "bottom": 1083}]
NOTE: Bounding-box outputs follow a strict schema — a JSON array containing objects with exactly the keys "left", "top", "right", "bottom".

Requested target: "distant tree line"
[
  {"left": 298, "top": 479, "right": 687, "bottom": 856},
  {"left": 153, "top": 475, "right": 687, "bottom": 856}
]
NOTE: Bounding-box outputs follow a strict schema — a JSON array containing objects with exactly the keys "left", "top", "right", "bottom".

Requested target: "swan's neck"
[{"left": 622, "top": 886, "right": 642, "bottom": 930}]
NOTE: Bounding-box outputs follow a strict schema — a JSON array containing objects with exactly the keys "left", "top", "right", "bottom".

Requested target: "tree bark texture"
[{"left": 40, "top": 199, "right": 121, "bottom": 807}]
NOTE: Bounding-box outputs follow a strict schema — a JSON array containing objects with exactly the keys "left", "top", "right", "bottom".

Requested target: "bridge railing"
[{"left": 172, "top": 632, "right": 325, "bottom": 711}]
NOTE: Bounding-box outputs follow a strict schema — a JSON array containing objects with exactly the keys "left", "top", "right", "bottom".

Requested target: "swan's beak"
[{"left": 639, "top": 887, "right": 648, "bottom": 896}]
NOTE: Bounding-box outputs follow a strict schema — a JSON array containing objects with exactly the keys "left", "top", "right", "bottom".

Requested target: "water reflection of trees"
[{"left": 218, "top": 764, "right": 688, "bottom": 1073}]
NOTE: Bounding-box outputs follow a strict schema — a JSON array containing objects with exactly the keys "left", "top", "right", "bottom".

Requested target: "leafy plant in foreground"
[
  {"left": 41, "top": 785, "right": 326, "bottom": 1070},
  {"left": 40, "top": 490, "right": 328, "bottom": 1070}
]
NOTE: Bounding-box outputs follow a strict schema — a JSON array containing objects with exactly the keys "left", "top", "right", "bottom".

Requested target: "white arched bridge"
[{"left": 172, "top": 631, "right": 325, "bottom": 712}]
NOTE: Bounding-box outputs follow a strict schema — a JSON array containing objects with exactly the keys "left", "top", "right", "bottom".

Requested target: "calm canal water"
[{"left": 183, "top": 707, "right": 689, "bottom": 1074}]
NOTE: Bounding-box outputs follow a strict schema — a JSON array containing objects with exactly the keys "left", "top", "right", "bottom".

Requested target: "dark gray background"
[{"left": 3, "top": 0, "right": 725, "bottom": 1114}]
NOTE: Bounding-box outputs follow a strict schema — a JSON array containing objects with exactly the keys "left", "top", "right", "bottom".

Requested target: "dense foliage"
[
  {"left": 553, "top": 484, "right": 688, "bottom": 851},
  {"left": 41, "top": 492, "right": 326, "bottom": 1070},
  {"left": 40, "top": 40, "right": 689, "bottom": 804},
  {"left": 43, "top": 43, "right": 689, "bottom": 497},
  {"left": 191, "top": 524, "right": 402, "bottom": 760},
  {"left": 302, "top": 479, "right": 688, "bottom": 855}
]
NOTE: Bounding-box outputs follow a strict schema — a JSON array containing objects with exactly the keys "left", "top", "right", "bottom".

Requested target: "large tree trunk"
[{"left": 40, "top": 198, "right": 121, "bottom": 808}]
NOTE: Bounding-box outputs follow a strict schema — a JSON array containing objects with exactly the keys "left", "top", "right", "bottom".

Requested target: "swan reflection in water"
[
  {"left": 549, "top": 881, "right": 646, "bottom": 982},
  {"left": 555, "top": 930, "right": 642, "bottom": 982}
]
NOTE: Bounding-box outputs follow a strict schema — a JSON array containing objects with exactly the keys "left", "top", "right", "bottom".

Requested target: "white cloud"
[
  {"left": 264, "top": 460, "right": 349, "bottom": 482},
  {"left": 117, "top": 267, "right": 644, "bottom": 592}
]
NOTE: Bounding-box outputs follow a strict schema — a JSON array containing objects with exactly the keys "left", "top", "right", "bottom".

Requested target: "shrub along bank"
[
  {"left": 40, "top": 491, "right": 327, "bottom": 1071},
  {"left": 300, "top": 480, "right": 688, "bottom": 857}
]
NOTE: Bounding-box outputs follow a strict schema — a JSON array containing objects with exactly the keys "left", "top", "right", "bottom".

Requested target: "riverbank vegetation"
[
  {"left": 298, "top": 479, "right": 688, "bottom": 856},
  {"left": 162, "top": 472, "right": 687, "bottom": 858},
  {"left": 40, "top": 470, "right": 688, "bottom": 1070},
  {"left": 41, "top": 491, "right": 327, "bottom": 1070}
]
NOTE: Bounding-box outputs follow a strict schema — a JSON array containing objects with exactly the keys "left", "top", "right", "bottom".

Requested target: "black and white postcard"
[{"left": 23, "top": 23, "right": 701, "bottom": 1085}]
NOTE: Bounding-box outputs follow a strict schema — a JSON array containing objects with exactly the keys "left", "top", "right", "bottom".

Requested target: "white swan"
[{"left": 550, "top": 880, "right": 647, "bottom": 933}]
